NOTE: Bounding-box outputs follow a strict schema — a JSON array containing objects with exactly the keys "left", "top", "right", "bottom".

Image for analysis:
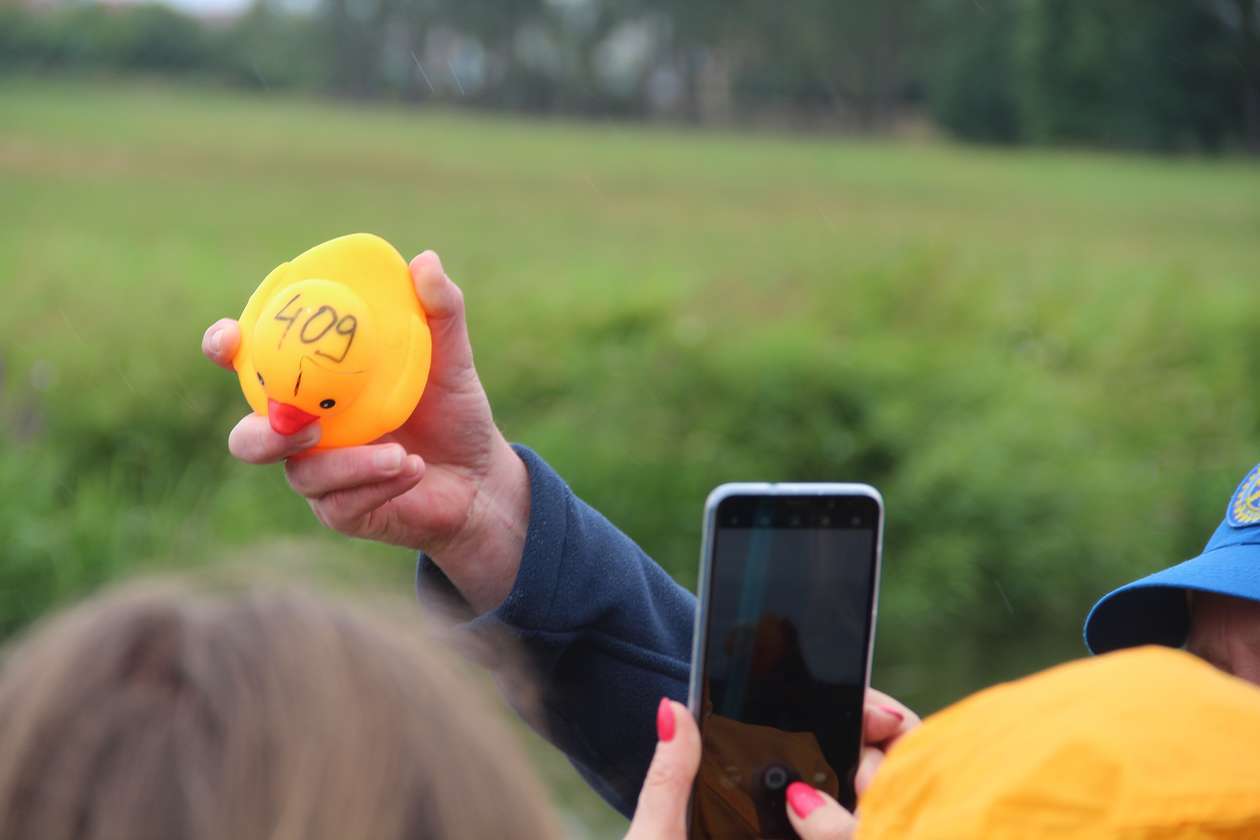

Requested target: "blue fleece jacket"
[{"left": 416, "top": 445, "right": 696, "bottom": 819}]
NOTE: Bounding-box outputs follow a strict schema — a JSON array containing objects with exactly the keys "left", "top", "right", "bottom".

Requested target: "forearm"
[{"left": 416, "top": 444, "right": 697, "bottom": 817}]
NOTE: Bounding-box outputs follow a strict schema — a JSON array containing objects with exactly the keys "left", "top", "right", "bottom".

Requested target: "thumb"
[
  {"left": 863, "top": 690, "right": 918, "bottom": 748},
  {"left": 785, "top": 782, "right": 858, "bottom": 840},
  {"left": 625, "top": 699, "right": 700, "bottom": 840},
  {"left": 409, "top": 250, "right": 475, "bottom": 387}
]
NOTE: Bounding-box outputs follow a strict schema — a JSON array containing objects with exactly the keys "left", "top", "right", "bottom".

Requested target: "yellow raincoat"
[{"left": 859, "top": 646, "right": 1260, "bottom": 839}]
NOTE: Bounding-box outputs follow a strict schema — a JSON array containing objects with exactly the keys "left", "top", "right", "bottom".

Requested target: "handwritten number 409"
[{"left": 274, "top": 294, "right": 358, "bottom": 364}]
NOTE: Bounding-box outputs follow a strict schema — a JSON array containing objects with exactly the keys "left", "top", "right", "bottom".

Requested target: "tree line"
[{"left": 3, "top": 0, "right": 1257, "bottom": 154}]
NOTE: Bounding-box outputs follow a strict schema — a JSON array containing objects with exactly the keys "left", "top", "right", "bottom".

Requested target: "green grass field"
[{"left": 3, "top": 78, "right": 1260, "bottom": 836}]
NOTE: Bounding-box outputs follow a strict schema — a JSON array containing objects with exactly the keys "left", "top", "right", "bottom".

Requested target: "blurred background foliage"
[
  {"left": 1, "top": 0, "right": 1258, "bottom": 152},
  {"left": 2, "top": 1, "right": 1260, "bottom": 836}
]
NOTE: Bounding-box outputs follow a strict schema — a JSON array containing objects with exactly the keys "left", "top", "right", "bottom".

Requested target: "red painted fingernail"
[
  {"left": 786, "top": 782, "right": 825, "bottom": 819},
  {"left": 656, "top": 698, "right": 675, "bottom": 742},
  {"left": 878, "top": 704, "right": 905, "bottom": 722}
]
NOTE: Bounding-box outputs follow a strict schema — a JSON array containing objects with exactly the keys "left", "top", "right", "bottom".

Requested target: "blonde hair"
[{"left": 0, "top": 582, "right": 561, "bottom": 840}]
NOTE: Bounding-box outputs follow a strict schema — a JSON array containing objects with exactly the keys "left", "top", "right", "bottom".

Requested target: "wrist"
[{"left": 431, "top": 435, "right": 530, "bottom": 614}]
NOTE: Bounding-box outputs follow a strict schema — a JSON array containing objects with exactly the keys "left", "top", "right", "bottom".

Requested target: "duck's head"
[
  {"left": 234, "top": 233, "right": 431, "bottom": 450},
  {"left": 243, "top": 277, "right": 374, "bottom": 436}
]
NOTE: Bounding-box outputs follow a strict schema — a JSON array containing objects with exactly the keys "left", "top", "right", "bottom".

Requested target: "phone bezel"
[{"left": 686, "top": 482, "right": 885, "bottom": 824}]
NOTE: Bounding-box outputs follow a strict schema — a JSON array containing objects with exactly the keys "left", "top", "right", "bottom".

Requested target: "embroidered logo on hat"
[{"left": 1227, "top": 463, "right": 1260, "bottom": 527}]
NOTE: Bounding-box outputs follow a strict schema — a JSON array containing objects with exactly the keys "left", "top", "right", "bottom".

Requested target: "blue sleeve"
[{"left": 415, "top": 444, "right": 697, "bottom": 819}]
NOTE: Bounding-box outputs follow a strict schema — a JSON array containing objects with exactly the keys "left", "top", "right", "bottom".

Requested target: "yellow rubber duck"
[{"left": 232, "top": 234, "right": 431, "bottom": 450}]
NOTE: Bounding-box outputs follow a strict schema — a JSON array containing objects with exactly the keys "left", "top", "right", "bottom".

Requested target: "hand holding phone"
[
  {"left": 687, "top": 484, "right": 883, "bottom": 839},
  {"left": 625, "top": 700, "right": 858, "bottom": 840}
]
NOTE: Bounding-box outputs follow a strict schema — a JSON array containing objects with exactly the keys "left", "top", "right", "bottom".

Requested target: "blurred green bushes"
[
  {"left": 2, "top": 0, "right": 1257, "bottom": 153},
  {"left": 0, "top": 2, "right": 324, "bottom": 89},
  {"left": 498, "top": 250, "right": 1260, "bottom": 705},
  {"left": 1, "top": 3, "right": 212, "bottom": 74},
  {"left": 924, "top": 0, "right": 1251, "bottom": 151}
]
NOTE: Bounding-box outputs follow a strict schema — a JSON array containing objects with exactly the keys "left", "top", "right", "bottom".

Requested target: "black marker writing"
[
  {"left": 318, "top": 314, "right": 357, "bottom": 364},
  {"left": 273, "top": 294, "right": 304, "bottom": 348},
  {"left": 300, "top": 305, "right": 338, "bottom": 343},
  {"left": 270, "top": 294, "right": 359, "bottom": 364}
]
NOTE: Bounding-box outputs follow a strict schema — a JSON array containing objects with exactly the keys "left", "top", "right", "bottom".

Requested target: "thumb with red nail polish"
[
  {"left": 787, "top": 781, "right": 826, "bottom": 819},
  {"left": 785, "top": 781, "right": 858, "bottom": 839}
]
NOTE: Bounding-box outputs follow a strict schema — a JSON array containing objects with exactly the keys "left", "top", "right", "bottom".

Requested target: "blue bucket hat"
[{"left": 1085, "top": 463, "right": 1260, "bottom": 654}]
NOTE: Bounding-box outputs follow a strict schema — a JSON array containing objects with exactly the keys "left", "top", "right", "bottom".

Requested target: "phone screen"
[{"left": 690, "top": 492, "right": 880, "bottom": 839}]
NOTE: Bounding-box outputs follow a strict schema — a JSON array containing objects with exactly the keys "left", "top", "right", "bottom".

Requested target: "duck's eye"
[
  {"left": 320, "top": 398, "right": 336, "bottom": 410},
  {"left": 256, "top": 372, "right": 265, "bottom": 386}
]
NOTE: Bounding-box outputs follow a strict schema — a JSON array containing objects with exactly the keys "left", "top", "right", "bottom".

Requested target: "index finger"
[
  {"left": 229, "top": 413, "right": 321, "bottom": 464},
  {"left": 625, "top": 700, "right": 700, "bottom": 840},
  {"left": 202, "top": 319, "right": 241, "bottom": 370}
]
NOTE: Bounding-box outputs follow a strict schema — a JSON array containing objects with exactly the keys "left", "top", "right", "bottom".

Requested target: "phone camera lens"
[
  {"left": 850, "top": 516, "right": 862, "bottom": 526},
  {"left": 762, "top": 765, "right": 790, "bottom": 792}
]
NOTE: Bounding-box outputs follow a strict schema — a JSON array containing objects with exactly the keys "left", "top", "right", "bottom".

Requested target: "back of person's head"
[
  {"left": 858, "top": 646, "right": 1260, "bottom": 840},
  {"left": 0, "top": 582, "right": 561, "bottom": 840}
]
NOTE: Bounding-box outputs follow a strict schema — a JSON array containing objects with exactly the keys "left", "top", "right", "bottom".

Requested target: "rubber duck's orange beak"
[{"left": 268, "top": 399, "right": 319, "bottom": 436}]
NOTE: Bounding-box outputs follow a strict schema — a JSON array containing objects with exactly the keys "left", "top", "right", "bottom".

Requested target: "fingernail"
[
  {"left": 786, "top": 782, "right": 824, "bottom": 819},
  {"left": 374, "top": 447, "right": 403, "bottom": 473},
  {"left": 403, "top": 454, "right": 422, "bottom": 477},
  {"left": 208, "top": 329, "right": 222, "bottom": 355},
  {"left": 878, "top": 704, "right": 905, "bottom": 722},
  {"left": 295, "top": 426, "right": 321, "bottom": 448},
  {"left": 656, "top": 698, "right": 675, "bottom": 742}
]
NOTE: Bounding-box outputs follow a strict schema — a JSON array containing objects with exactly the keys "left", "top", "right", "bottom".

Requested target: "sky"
[{"left": 161, "top": 0, "right": 251, "bottom": 14}]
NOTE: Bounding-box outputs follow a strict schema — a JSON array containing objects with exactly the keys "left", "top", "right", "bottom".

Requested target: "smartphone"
[{"left": 687, "top": 483, "right": 883, "bottom": 839}]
